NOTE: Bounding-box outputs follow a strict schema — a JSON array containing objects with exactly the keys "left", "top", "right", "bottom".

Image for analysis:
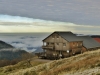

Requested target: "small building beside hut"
[
  {"left": 93, "top": 38, "right": 100, "bottom": 43},
  {"left": 91, "top": 35, "right": 100, "bottom": 43},
  {"left": 79, "top": 36, "right": 100, "bottom": 52}
]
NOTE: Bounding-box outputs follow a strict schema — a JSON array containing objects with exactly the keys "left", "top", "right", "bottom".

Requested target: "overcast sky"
[{"left": 0, "top": 0, "right": 100, "bottom": 34}]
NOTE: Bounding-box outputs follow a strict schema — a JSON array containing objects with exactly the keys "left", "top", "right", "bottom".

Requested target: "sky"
[{"left": 0, "top": 0, "right": 100, "bottom": 34}]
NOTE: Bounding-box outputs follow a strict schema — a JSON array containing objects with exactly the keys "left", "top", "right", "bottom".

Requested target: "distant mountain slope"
[
  {"left": 0, "top": 40, "right": 14, "bottom": 49},
  {"left": 5, "top": 49, "right": 100, "bottom": 75},
  {"left": 0, "top": 49, "right": 28, "bottom": 60},
  {"left": 0, "top": 40, "right": 28, "bottom": 60}
]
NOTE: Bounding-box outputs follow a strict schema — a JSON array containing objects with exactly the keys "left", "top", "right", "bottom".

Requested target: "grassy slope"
[
  {"left": 1, "top": 50, "right": 100, "bottom": 75},
  {"left": 0, "top": 57, "right": 49, "bottom": 75}
]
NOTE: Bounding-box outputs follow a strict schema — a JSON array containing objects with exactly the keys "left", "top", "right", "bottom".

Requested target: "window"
[
  {"left": 47, "top": 42, "right": 49, "bottom": 45},
  {"left": 57, "top": 43, "right": 59, "bottom": 45},
  {"left": 44, "top": 42, "right": 46, "bottom": 46},
  {"left": 73, "top": 42, "right": 75, "bottom": 46},
  {"left": 66, "top": 50, "right": 69, "bottom": 53},
  {"left": 63, "top": 43, "right": 66, "bottom": 46},
  {"left": 44, "top": 50, "right": 46, "bottom": 52},
  {"left": 80, "top": 43, "right": 82, "bottom": 46},
  {"left": 52, "top": 35, "right": 55, "bottom": 39},
  {"left": 57, "top": 35, "right": 59, "bottom": 39},
  {"left": 51, "top": 43, "right": 54, "bottom": 45},
  {"left": 77, "top": 44, "right": 78, "bottom": 46}
]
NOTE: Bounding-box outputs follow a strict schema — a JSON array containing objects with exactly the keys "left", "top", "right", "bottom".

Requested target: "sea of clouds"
[{"left": 0, "top": 33, "right": 50, "bottom": 52}]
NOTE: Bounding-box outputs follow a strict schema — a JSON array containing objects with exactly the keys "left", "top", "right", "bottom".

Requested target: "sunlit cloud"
[{"left": 0, "top": 15, "right": 100, "bottom": 35}]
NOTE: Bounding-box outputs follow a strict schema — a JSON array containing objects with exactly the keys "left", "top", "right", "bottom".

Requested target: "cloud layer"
[
  {"left": 0, "top": 33, "right": 49, "bottom": 52},
  {"left": 0, "top": 0, "right": 100, "bottom": 25}
]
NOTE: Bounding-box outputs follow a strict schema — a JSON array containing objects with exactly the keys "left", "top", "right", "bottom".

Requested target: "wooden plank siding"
[
  {"left": 82, "top": 46, "right": 87, "bottom": 53},
  {"left": 43, "top": 33, "right": 70, "bottom": 50},
  {"left": 69, "top": 41, "right": 82, "bottom": 49}
]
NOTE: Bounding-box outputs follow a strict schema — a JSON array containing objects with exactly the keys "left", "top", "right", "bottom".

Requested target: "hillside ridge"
[
  {"left": 0, "top": 40, "right": 14, "bottom": 49},
  {"left": 6, "top": 49, "right": 100, "bottom": 75}
]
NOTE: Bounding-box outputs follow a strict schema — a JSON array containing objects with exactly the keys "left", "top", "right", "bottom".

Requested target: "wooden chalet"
[
  {"left": 42, "top": 31, "right": 83, "bottom": 59},
  {"left": 41, "top": 31, "right": 100, "bottom": 59}
]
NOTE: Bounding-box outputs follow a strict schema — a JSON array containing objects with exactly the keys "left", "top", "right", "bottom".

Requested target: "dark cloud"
[{"left": 0, "top": 0, "right": 100, "bottom": 25}]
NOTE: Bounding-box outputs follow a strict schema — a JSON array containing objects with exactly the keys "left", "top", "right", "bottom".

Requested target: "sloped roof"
[
  {"left": 43, "top": 31, "right": 82, "bottom": 42},
  {"left": 55, "top": 31, "right": 82, "bottom": 42},
  {"left": 93, "top": 38, "right": 100, "bottom": 43},
  {"left": 79, "top": 36, "right": 100, "bottom": 49}
]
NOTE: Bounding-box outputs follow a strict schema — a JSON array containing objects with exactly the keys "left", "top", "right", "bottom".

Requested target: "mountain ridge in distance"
[{"left": 0, "top": 40, "right": 28, "bottom": 60}]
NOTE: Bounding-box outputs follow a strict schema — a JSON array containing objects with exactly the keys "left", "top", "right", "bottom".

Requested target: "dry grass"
[
  {"left": 1, "top": 49, "right": 100, "bottom": 75},
  {"left": 97, "top": 73, "right": 100, "bottom": 75},
  {"left": 0, "top": 57, "right": 47, "bottom": 75}
]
